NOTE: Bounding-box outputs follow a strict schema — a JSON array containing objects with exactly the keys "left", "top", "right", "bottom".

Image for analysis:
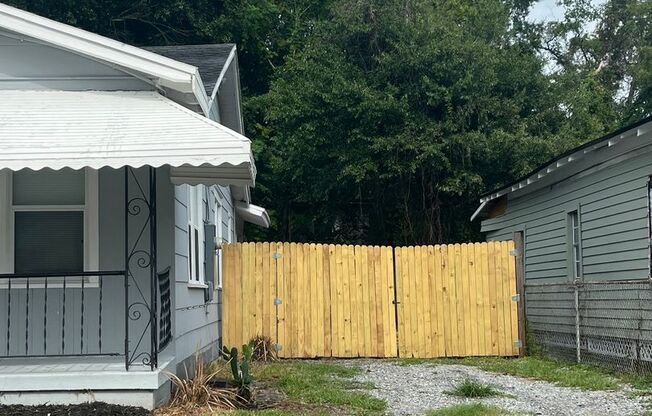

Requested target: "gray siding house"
[
  {"left": 0, "top": 2, "right": 268, "bottom": 409},
  {"left": 474, "top": 116, "right": 652, "bottom": 368}
]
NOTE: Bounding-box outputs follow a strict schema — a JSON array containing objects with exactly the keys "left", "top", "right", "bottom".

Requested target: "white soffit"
[
  {"left": 235, "top": 202, "right": 270, "bottom": 228},
  {"left": 0, "top": 90, "right": 255, "bottom": 186}
]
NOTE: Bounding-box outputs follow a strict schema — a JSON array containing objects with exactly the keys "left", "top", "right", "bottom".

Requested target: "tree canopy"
[{"left": 8, "top": 0, "right": 651, "bottom": 245}]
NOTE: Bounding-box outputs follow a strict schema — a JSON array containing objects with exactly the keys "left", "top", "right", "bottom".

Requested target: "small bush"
[{"left": 446, "top": 379, "right": 504, "bottom": 398}]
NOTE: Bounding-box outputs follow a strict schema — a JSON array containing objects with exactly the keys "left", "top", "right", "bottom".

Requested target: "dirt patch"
[{"left": 0, "top": 402, "right": 150, "bottom": 416}]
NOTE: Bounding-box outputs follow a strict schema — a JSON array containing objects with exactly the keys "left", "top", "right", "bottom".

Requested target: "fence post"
[
  {"left": 574, "top": 279, "right": 581, "bottom": 363},
  {"left": 391, "top": 247, "right": 400, "bottom": 358}
]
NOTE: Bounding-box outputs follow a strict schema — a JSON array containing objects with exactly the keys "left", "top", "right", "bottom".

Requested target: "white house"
[{"left": 0, "top": 2, "right": 269, "bottom": 409}]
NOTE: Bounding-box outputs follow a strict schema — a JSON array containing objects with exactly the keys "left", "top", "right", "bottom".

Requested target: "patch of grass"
[
  {"left": 252, "top": 361, "right": 386, "bottom": 415},
  {"left": 393, "top": 358, "right": 434, "bottom": 366},
  {"left": 445, "top": 379, "right": 504, "bottom": 398},
  {"left": 425, "top": 403, "right": 514, "bottom": 416},
  {"left": 397, "top": 356, "right": 620, "bottom": 391},
  {"left": 227, "top": 411, "right": 309, "bottom": 416}
]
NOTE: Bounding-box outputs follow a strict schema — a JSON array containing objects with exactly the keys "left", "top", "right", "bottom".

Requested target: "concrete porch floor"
[{"left": 0, "top": 355, "right": 174, "bottom": 409}]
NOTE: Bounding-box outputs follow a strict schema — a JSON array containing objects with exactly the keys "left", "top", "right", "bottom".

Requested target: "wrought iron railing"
[{"left": 0, "top": 271, "right": 126, "bottom": 359}]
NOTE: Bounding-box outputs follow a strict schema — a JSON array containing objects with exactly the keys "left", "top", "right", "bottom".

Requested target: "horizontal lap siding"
[
  {"left": 174, "top": 184, "right": 234, "bottom": 363},
  {"left": 485, "top": 144, "right": 652, "bottom": 284}
]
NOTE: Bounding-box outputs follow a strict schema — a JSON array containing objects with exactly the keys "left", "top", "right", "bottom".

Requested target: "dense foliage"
[{"left": 9, "top": 0, "right": 650, "bottom": 244}]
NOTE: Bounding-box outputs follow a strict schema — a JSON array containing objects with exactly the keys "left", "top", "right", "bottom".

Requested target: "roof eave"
[
  {"left": 0, "top": 3, "right": 211, "bottom": 113},
  {"left": 477, "top": 117, "right": 652, "bottom": 207}
]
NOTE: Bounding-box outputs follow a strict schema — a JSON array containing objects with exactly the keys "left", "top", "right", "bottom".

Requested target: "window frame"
[
  {"left": 0, "top": 168, "right": 99, "bottom": 288},
  {"left": 213, "top": 193, "right": 224, "bottom": 289},
  {"left": 187, "top": 184, "right": 206, "bottom": 287},
  {"left": 567, "top": 209, "right": 582, "bottom": 281}
]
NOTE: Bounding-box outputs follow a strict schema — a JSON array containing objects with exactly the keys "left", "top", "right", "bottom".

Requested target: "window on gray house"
[
  {"left": 12, "top": 169, "right": 85, "bottom": 274},
  {"left": 569, "top": 210, "right": 581, "bottom": 280}
]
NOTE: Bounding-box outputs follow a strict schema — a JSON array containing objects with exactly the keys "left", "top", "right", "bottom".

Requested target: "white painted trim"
[
  {"left": 469, "top": 200, "right": 488, "bottom": 222},
  {"left": 187, "top": 185, "right": 206, "bottom": 285},
  {"left": 0, "top": 171, "right": 11, "bottom": 274},
  {"left": 86, "top": 168, "right": 99, "bottom": 272},
  {"left": 234, "top": 202, "right": 270, "bottom": 228},
  {"left": 209, "top": 46, "right": 236, "bottom": 103},
  {"left": 187, "top": 282, "right": 209, "bottom": 290}
]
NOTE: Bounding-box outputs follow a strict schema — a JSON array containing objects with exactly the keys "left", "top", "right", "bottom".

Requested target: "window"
[
  {"left": 188, "top": 185, "right": 205, "bottom": 284},
  {"left": 213, "top": 197, "right": 223, "bottom": 289},
  {"left": 569, "top": 210, "right": 581, "bottom": 280},
  {"left": 0, "top": 168, "right": 98, "bottom": 284}
]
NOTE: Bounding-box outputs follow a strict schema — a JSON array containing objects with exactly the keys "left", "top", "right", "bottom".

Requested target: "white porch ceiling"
[{"left": 0, "top": 90, "right": 255, "bottom": 186}]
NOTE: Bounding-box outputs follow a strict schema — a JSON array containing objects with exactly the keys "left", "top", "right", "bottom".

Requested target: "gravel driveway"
[{"left": 350, "top": 360, "right": 647, "bottom": 415}]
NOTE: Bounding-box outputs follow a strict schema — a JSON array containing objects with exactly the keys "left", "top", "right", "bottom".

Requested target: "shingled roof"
[{"left": 144, "top": 44, "right": 236, "bottom": 96}]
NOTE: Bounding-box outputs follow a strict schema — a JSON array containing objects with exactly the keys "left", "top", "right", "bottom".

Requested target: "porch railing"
[{"left": 0, "top": 271, "right": 126, "bottom": 360}]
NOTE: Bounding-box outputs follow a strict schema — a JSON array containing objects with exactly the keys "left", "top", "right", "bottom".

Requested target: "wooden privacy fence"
[{"left": 222, "top": 241, "right": 520, "bottom": 358}]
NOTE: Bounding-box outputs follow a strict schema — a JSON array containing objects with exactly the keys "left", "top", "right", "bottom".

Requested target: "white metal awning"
[
  {"left": 0, "top": 90, "right": 255, "bottom": 186},
  {"left": 235, "top": 202, "right": 270, "bottom": 228}
]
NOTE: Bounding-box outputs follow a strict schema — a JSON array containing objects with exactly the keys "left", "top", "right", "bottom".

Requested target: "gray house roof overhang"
[{"left": 471, "top": 115, "right": 652, "bottom": 221}]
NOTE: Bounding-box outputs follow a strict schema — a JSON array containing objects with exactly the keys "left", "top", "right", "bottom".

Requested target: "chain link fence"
[{"left": 526, "top": 279, "right": 652, "bottom": 372}]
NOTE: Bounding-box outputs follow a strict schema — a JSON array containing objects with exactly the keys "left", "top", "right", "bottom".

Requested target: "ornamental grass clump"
[{"left": 164, "top": 355, "right": 238, "bottom": 415}]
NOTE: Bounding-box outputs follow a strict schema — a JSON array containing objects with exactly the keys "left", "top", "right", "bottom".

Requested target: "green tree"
[{"left": 252, "top": 0, "right": 572, "bottom": 244}]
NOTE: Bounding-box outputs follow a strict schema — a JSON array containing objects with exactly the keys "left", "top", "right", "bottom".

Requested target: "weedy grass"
[
  {"left": 395, "top": 356, "right": 620, "bottom": 391},
  {"left": 425, "top": 403, "right": 515, "bottom": 416},
  {"left": 445, "top": 379, "right": 505, "bottom": 398},
  {"left": 226, "top": 411, "right": 310, "bottom": 416},
  {"left": 252, "top": 361, "right": 385, "bottom": 415}
]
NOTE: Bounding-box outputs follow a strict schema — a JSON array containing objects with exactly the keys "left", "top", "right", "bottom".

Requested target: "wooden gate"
[{"left": 222, "top": 241, "right": 520, "bottom": 358}]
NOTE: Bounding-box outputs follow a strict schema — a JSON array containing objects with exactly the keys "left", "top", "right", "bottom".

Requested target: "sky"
[
  {"left": 529, "top": 0, "right": 566, "bottom": 22},
  {"left": 528, "top": 0, "right": 607, "bottom": 24}
]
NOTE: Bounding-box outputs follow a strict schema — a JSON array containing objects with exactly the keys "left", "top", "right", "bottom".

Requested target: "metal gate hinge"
[
  {"left": 514, "top": 340, "right": 523, "bottom": 348},
  {"left": 272, "top": 252, "right": 282, "bottom": 259},
  {"left": 511, "top": 294, "right": 520, "bottom": 302},
  {"left": 274, "top": 298, "right": 282, "bottom": 305},
  {"left": 274, "top": 343, "right": 282, "bottom": 352},
  {"left": 509, "top": 249, "right": 520, "bottom": 256}
]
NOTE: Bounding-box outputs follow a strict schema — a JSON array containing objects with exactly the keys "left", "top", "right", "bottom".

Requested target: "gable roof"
[
  {"left": 0, "top": 2, "right": 210, "bottom": 114},
  {"left": 472, "top": 115, "right": 652, "bottom": 221},
  {"left": 144, "top": 44, "right": 236, "bottom": 97}
]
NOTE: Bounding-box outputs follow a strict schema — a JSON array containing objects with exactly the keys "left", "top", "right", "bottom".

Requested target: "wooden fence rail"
[{"left": 223, "top": 241, "right": 519, "bottom": 358}]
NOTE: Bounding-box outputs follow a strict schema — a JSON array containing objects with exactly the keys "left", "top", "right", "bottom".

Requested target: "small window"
[
  {"left": 569, "top": 210, "right": 581, "bottom": 280},
  {"left": 188, "top": 185, "right": 205, "bottom": 284}
]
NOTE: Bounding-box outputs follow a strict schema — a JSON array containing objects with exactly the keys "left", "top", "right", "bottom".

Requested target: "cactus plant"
[{"left": 221, "top": 342, "right": 254, "bottom": 402}]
